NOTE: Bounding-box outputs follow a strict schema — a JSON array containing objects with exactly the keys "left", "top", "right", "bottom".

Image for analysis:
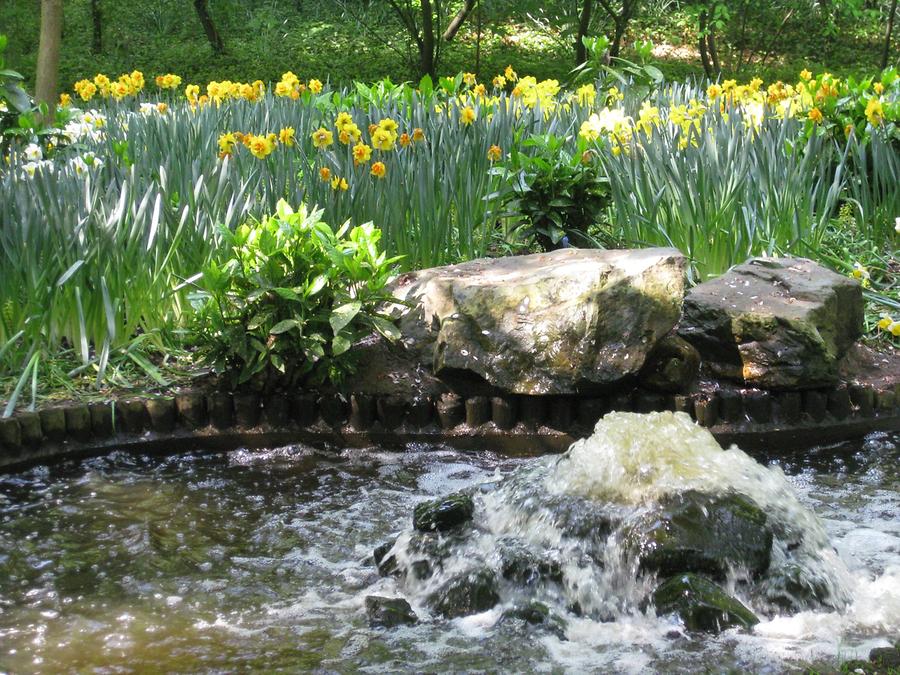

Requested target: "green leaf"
[
  {"left": 370, "top": 316, "right": 401, "bottom": 341},
  {"left": 332, "top": 333, "right": 352, "bottom": 356},
  {"left": 329, "top": 301, "right": 361, "bottom": 334},
  {"left": 270, "top": 319, "right": 300, "bottom": 334},
  {"left": 306, "top": 275, "right": 327, "bottom": 296}
]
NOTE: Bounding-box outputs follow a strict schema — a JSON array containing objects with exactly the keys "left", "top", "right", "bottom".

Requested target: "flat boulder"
[
  {"left": 390, "top": 248, "right": 686, "bottom": 395},
  {"left": 678, "top": 257, "right": 863, "bottom": 388},
  {"left": 364, "top": 596, "right": 418, "bottom": 628}
]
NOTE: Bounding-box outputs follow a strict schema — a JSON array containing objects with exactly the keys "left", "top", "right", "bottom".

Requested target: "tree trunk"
[
  {"left": 883, "top": 0, "right": 899, "bottom": 69},
  {"left": 419, "top": 0, "right": 436, "bottom": 77},
  {"left": 443, "top": 0, "right": 475, "bottom": 42},
  {"left": 707, "top": 31, "right": 721, "bottom": 76},
  {"left": 193, "top": 0, "right": 224, "bottom": 54},
  {"left": 91, "top": 0, "right": 102, "bottom": 54},
  {"left": 698, "top": 10, "right": 713, "bottom": 79},
  {"left": 35, "top": 0, "right": 63, "bottom": 117},
  {"left": 575, "top": 0, "right": 592, "bottom": 65}
]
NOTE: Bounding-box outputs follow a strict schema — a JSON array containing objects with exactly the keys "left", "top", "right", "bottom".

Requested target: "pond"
[{"left": 0, "top": 419, "right": 897, "bottom": 673}]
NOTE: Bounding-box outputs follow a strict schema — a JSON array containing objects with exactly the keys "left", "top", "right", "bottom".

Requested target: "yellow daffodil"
[
  {"left": 808, "top": 107, "right": 824, "bottom": 124},
  {"left": 370, "top": 161, "right": 386, "bottom": 179},
  {"left": 319, "top": 167, "right": 331, "bottom": 182},
  {"left": 279, "top": 127, "right": 296, "bottom": 147},
  {"left": 331, "top": 175, "right": 349, "bottom": 191},
  {"left": 865, "top": 97, "right": 883, "bottom": 126},
  {"left": 352, "top": 142, "right": 373, "bottom": 165},
  {"left": 311, "top": 127, "right": 334, "bottom": 149},
  {"left": 487, "top": 145, "right": 502, "bottom": 162},
  {"left": 309, "top": 79, "right": 323, "bottom": 94},
  {"left": 460, "top": 107, "right": 476, "bottom": 125}
]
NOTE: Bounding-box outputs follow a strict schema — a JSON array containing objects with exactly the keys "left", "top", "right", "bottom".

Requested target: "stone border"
[{"left": 1, "top": 382, "right": 898, "bottom": 470}]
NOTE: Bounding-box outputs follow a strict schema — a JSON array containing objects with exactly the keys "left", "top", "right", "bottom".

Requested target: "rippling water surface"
[{"left": 0, "top": 430, "right": 897, "bottom": 674}]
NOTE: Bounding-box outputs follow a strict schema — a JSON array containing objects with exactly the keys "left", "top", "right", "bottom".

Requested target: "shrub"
[
  {"left": 192, "top": 200, "right": 402, "bottom": 389},
  {"left": 497, "top": 133, "right": 610, "bottom": 251}
]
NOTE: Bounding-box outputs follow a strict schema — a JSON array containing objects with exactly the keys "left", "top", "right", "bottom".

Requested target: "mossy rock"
[
  {"left": 501, "top": 601, "right": 568, "bottom": 639},
  {"left": 364, "top": 595, "right": 418, "bottom": 628},
  {"left": 413, "top": 493, "right": 474, "bottom": 533},
  {"left": 625, "top": 490, "right": 772, "bottom": 580},
  {"left": 652, "top": 573, "right": 759, "bottom": 633},
  {"left": 497, "top": 539, "right": 563, "bottom": 586},
  {"left": 428, "top": 568, "right": 500, "bottom": 618}
]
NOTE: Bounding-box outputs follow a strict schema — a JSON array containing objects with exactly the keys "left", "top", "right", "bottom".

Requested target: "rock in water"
[
  {"left": 364, "top": 596, "right": 418, "bottom": 628},
  {"left": 625, "top": 490, "right": 773, "bottom": 579},
  {"left": 678, "top": 257, "right": 863, "bottom": 388},
  {"left": 390, "top": 248, "right": 686, "bottom": 394},
  {"left": 413, "top": 493, "right": 474, "bottom": 533},
  {"left": 652, "top": 573, "right": 759, "bottom": 633},
  {"left": 428, "top": 568, "right": 500, "bottom": 618}
]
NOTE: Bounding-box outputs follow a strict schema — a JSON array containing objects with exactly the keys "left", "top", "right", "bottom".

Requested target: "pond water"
[{"left": 0, "top": 418, "right": 897, "bottom": 674}]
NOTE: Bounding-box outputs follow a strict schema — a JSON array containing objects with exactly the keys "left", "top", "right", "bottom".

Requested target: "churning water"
[{"left": 0, "top": 412, "right": 897, "bottom": 673}]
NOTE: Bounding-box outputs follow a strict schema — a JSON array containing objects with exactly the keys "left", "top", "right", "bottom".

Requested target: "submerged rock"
[
  {"left": 652, "top": 573, "right": 759, "bottom": 633},
  {"left": 678, "top": 257, "right": 863, "bottom": 388},
  {"left": 428, "top": 568, "right": 500, "bottom": 618},
  {"left": 501, "top": 601, "right": 568, "bottom": 639},
  {"left": 497, "top": 540, "right": 564, "bottom": 586},
  {"left": 364, "top": 595, "right": 418, "bottom": 628},
  {"left": 390, "top": 248, "right": 686, "bottom": 394},
  {"left": 625, "top": 490, "right": 772, "bottom": 580},
  {"left": 413, "top": 493, "right": 475, "bottom": 533}
]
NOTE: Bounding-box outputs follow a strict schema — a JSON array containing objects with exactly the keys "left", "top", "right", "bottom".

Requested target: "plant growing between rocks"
[{"left": 192, "top": 200, "right": 403, "bottom": 389}]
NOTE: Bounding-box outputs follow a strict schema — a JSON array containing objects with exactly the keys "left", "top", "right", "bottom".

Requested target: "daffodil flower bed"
[{"left": 1, "top": 65, "right": 898, "bottom": 409}]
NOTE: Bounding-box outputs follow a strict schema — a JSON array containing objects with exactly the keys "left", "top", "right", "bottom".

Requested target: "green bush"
[
  {"left": 497, "top": 133, "right": 610, "bottom": 251},
  {"left": 192, "top": 200, "right": 402, "bottom": 389}
]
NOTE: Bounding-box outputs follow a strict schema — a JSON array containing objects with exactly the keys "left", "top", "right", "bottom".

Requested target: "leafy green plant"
[
  {"left": 496, "top": 133, "right": 609, "bottom": 250},
  {"left": 0, "top": 34, "right": 33, "bottom": 152},
  {"left": 192, "top": 200, "right": 403, "bottom": 389}
]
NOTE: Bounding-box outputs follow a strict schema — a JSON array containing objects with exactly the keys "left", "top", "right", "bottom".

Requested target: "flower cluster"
[{"left": 73, "top": 71, "right": 145, "bottom": 101}]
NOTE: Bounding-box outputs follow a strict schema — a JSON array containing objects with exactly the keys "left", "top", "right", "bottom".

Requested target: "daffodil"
[
  {"left": 370, "top": 161, "right": 386, "bottom": 179},
  {"left": 352, "top": 142, "right": 372, "bottom": 165},
  {"left": 487, "top": 145, "right": 502, "bottom": 162},
  {"left": 311, "top": 127, "right": 334, "bottom": 150},
  {"left": 460, "top": 107, "right": 476, "bottom": 125}
]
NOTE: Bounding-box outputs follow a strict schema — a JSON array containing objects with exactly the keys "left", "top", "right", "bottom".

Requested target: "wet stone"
[
  {"left": 519, "top": 396, "right": 547, "bottom": 428},
  {"left": 39, "top": 408, "right": 66, "bottom": 442},
  {"left": 638, "top": 334, "right": 701, "bottom": 393},
  {"left": 376, "top": 396, "right": 406, "bottom": 430},
  {"left": 803, "top": 390, "right": 828, "bottom": 422},
  {"left": 207, "top": 392, "right": 234, "bottom": 429},
  {"left": 406, "top": 396, "right": 434, "bottom": 428},
  {"left": 262, "top": 395, "right": 290, "bottom": 427},
  {"left": 291, "top": 393, "right": 317, "bottom": 427},
  {"left": 626, "top": 490, "right": 772, "bottom": 580},
  {"left": 501, "top": 601, "right": 568, "bottom": 639},
  {"left": 0, "top": 418, "right": 22, "bottom": 453},
  {"left": 465, "top": 396, "right": 490, "bottom": 427},
  {"left": 827, "top": 387, "right": 852, "bottom": 419},
  {"left": 88, "top": 403, "right": 113, "bottom": 436},
  {"left": 64, "top": 405, "right": 92, "bottom": 442},
  {"left": 498, "top": 541, "right": 563, "bottom": 586},
  {"left": 428, "top": 568, "right": 500, "bottom": 618},
  {"left": 413, "top": 493, "right": 474, "bottom": 533},
  {"left": 869, "top": 646, "right": 900, "bottom": 669},
  {"left": 491, "top": 396, "right": 518, "bottom": 430},
  {"left": 717, "top": 390, "right": 742, "bottom": 423},
  {"left": 365, "top": 596, "right": 418, "bottom": 628},
  {"left": 693, "top": 396, "right": 718, "bottom": 428},
  {"left": 175, "top": 393, "right": 208, "bottom": 428},
  {"left": 318, "top": 394, "right": 347, "bottom": 427},
  {"left": 652, "top": 573, "right": 759, "bottom": 633},
  {"left": 635, "top": 391, "right": 666, "bottom": 414},
  {"left": 876, "top": 389, "right": 897, "bottom": 412},
  {"left": 17, "top": 412, "right": 42, "bottom": 446},
  {"left": 742, "top": 391, "right": 772, "bottom": 424},
  {"left": 776, "top": 391, "right": 802, "bottom": 424},
  {"left": 436, "top": 393, "right": 464, "bottom": 429},
  {"left": 117, "top": 399, "right": 150, "bottom": 433},
  {"left": 350, "top": 393, "right": 376, "bottom": 430},
  {"left": 548, "top": 398, "right": 574, "bottom": 430},
  {"left": 233, "top": 393, "right": 261, "bottom": 427},
  {"left": 849, "top": 384, "right": 874, "bottom": 417},
  {"left": 146, "top": 398, "right": 176, "bottom": 433},
  {"left": 672, "top": 395, "right": 693, "bottom": 416},
  {"left": 577, "top": 398, "right": 606, "bottom": 428}
]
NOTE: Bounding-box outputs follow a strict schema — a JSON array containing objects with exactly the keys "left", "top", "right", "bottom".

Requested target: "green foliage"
[
  {"left": 497, "top": 133, "right": 609, "bottom": 250},
  {"left": 192, "top": 201, "right": 402, "bottom": 389}
]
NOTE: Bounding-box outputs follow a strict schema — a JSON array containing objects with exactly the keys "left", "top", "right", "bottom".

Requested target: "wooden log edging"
[{"left": 0, "top": 382, "right": 899, "bottom": 471}]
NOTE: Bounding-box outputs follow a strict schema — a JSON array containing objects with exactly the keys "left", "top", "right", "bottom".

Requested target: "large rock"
[
  {"left": 365, "top": 595, "right": 418, "bottom": 628},
  {"left": 413, "top": 493, "right": 475, "bottom": 533},
  {"left": 651, "top": 573, "right": 759, "bottom": 633},
  {"left": 625, "top": 491, "right": 772, "bottom": 580},
  {"left": 427, "top": 568, "right": 500, "bottom": 618},
  {"left": 678, "top": 257, "right": 863, "bottom": 389},
  {"left": 390, "top": 248, "right": 686, "bottom": 395}
]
